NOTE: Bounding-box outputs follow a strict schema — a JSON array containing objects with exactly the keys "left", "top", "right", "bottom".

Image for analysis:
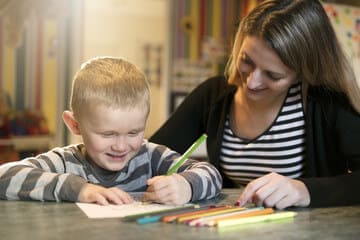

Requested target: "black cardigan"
[{"left": 150, "top": 76, "right": 360, "bottom": 207}]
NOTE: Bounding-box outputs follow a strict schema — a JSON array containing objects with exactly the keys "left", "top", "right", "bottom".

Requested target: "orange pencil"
[
  {"left": 162, "top": 205, "right": 231, "bottom": 223},
  {"left": 178, "top": 207, "right": 247, "bottom": 224},
  {"left": 187, "top": 207, "right": 264, "bottom": 227},
  {"left": 206, "top": 208, "right": 274, "bottom": 227}
]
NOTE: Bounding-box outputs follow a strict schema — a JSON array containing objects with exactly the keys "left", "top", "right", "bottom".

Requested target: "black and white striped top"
[
  {"left": 220, "top": 83, "right": 306, "bottom": 185},
  {"left": 0, "top": 141, "right": 222, "bottom": 202}
]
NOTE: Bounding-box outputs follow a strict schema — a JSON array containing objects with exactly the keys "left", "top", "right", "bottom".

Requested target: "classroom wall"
[
  {"left": 1, "top": 0, "right": 358, "bottom": 151},
  {"left": 70, "top": 0, "right": 169, "bottom": 143},
  {"left": 169, "top": 0, "right": 262, "bottom": 112},
  {"left": 323, "top": 2, "right": 360, "bottom": 85},
  {"left": 0, "top": 0, "right": 81, "bottom": 148}
]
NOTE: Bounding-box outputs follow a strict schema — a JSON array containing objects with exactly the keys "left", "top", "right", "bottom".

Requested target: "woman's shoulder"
[
  {"left": 199, "top": 75, "right": 231, "bottom": 89},
  {"left": 191, "top": 75, "right": 236, "bottom": 100},
  {"left": 308, "top": 86, "right": 349, "bottom": 104},
  {"left": 308, "top": 85, "right": 357, "bottom": 114}
]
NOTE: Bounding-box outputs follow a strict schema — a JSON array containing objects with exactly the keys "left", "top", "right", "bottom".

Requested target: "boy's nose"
[{"left": 112, "top": 136, "right": 127, "bottom": 151}]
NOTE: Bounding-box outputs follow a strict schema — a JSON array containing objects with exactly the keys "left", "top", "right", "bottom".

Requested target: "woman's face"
[{"left": 236, "top": 35, "right": 297, "bottom": 104}]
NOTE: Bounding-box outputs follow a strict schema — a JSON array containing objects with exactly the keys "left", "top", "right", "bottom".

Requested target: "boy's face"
[{"left": 77, "top": 104, "right": 147, "bottom": 171}]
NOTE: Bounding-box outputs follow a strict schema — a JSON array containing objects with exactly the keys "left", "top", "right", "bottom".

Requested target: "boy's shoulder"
[
  {"left": 52, "top": 143, "right": 84, "bottom": 153},
  {"left": 44, "top": 143, "right": 85, "bottom": 162},
  {"left": 141, "top": 140, "right": 169, "bottom": 152},
  {"left": 141, "top": 140, "right": 179, "bottom": 157}
]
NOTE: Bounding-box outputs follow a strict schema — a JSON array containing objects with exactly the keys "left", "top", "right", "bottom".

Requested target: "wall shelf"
[{"left": 0, "top": 135, "right": 52, "bottom": 151}]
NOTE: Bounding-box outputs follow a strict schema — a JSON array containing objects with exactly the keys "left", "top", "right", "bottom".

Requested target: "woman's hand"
[
  {"left": 143, "top": 174, "right": 192, "bottom": 205},
  {"left": 78, "top": 183, "right": 133, "bottom": 205},
  {"left": 236, "top": 172, "right": 310, "bottom": 209}
]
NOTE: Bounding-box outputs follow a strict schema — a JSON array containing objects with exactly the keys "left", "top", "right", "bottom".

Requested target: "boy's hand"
[
  {"left": 143, "top": 174, "right": 192, "bottom": 205},
  {"left": 78, "top": 183, "right": 134, "bottom": 205}
]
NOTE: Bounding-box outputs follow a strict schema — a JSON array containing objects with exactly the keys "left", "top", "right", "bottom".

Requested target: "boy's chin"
[{"left": 105, "top": 163, "right": 127, "bottom": 172}]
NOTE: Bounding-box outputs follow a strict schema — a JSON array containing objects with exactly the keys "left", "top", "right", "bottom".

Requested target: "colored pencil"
[
  {"left": 203, "top": 207, "right": 274, "bottom": 227},
  {"left": 137, "top": 215, "right": 163, "bottom": 225},
  {"left": 178, "top": 207, "right": 246, "bottom": 224},
  {"left": 166, "top": 134, "right": 207, "bottom": 175},
  {"left": 135, "top": 205, "right": 214, "bottom": 225},
  {"left": 122, "top": 204, "right": 197, "bottom": 222},
  {"left": 187, "top": 207, "right": 269, "bottom": 227},
  {"left": 217, "top": 211, "right": 297, "bottom": 228},
  {"left": 162, "top": 205, "right": 231, "bottom": 223}
]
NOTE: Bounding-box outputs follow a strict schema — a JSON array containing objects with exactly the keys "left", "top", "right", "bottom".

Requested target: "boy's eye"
[
  {"left": 128, "top": 131, "right": 139, "bottom": 137},
  {"left": 101, "top": 132, "right": 116, "bottom": 137}
]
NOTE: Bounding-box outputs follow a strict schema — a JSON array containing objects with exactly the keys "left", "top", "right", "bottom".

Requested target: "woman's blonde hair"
[
  {"left": 225, "top": 0, "right": 360, "bottom": 112},
  {"left": 70, "top": 57, "right": 150, "bottom": 118}
]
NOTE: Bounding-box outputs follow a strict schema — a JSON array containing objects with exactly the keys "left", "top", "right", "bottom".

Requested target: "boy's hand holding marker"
[
  {"left": 144, "top": 134, "right": 208, "bottom": 205},
  {"left": 143, "top": 174, "right": 192, "bottom": 205}
]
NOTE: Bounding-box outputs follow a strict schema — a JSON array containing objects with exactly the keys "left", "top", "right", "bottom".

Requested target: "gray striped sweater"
[{"left": 0, "top": 141, "right": 222, "bottom": 202}]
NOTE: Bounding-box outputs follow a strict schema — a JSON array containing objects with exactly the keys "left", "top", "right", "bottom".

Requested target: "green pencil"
[{"left": 167, "top": 134, "right": 207, "bottom": 175}]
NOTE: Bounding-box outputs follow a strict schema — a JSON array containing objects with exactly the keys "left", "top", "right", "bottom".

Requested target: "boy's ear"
[{"left": 62, "top": 111, "right": 81, "bottom": 135}]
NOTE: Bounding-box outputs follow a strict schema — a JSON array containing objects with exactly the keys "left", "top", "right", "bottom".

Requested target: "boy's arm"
[
  {"left": 0, "top": 148, "right": 88, "bottom": 202},
  {"left": 149, "top": 143, "right": 223, "bottom": 201},
  {"left": 175, "top": 159, "right": 223, "bottom": 201}
]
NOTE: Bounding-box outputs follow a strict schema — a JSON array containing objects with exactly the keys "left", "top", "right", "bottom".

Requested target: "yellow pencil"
[
  {"left": 217, "top": 211, "right": 297, "bottom": 228},
  {"left": 188, "top": 207, "right": 265, "bottom": 227},
  {"left": 205, "top": 208, "right": 274, "bottom": 227}
]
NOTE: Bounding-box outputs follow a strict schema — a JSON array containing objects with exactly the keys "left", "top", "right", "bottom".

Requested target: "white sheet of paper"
[{"left": 76, "top": 202, "right": 181, "bottom": 219}]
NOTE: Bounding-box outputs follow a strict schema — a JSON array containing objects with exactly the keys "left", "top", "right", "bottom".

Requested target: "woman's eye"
[
  {"left": 266, "top": 72, "right": 282, "bottom": 81},
  {"left": 241, "top": 56, "right": 253, "bottom": 65}
]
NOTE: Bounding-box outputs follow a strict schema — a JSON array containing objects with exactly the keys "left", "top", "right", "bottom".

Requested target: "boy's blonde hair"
[{"left": 70, "top": 57, "right": 150, "bottom": 119}]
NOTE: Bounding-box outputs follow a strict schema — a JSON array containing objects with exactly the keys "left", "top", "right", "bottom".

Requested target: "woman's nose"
[{"left": 246, "top": 69, "right": 263, "bottom": 89}]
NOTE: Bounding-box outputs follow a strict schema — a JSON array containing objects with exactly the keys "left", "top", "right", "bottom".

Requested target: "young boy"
[{"left": 0, "top": 57, "right": 222, "bottom": 205}]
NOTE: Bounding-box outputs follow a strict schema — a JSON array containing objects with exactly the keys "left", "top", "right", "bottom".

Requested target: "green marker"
[{"left": 167, "top": 134, "right": 207, "bottom": 175}]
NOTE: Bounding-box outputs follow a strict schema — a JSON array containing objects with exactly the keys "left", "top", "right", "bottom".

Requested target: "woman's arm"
[{"left": 303, "top": 91, "right": 360, "bottom": 207}]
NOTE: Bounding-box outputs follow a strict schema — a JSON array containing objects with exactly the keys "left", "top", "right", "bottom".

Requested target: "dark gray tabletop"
[{"left": 1, "top": 189, "right": 359, "bottom": 240}]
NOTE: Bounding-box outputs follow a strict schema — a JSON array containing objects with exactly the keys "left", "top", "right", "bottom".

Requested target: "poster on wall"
[{"left": 323, "top": 3, "right": 360, "bottom": 85}]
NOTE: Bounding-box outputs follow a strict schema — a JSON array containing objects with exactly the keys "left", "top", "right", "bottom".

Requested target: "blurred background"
[{"left": 0, "top": 0, "right": 359, "bottom": 162}]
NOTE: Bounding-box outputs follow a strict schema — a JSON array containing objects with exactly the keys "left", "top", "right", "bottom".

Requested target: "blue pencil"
[
  {"left": 136, "top": 205, "right": 215, "bottom": 225},
  {"left": 137, "top": 215, "right": 162, "bottom": 225},
  {"left": 122, "top": 204, "right": 196, "bottom": 222}
]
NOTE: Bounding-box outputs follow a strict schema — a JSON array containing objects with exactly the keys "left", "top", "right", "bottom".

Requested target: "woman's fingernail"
[{"left": 234, "top": 201, "right": 241, "bottom": 206}]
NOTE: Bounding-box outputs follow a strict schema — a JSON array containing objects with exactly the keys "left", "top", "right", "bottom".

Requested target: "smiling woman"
[{"left": 150, "top": 0, "right": 360, "bottom": 209}]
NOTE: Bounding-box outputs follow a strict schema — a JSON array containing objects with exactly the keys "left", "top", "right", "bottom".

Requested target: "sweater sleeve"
[
  {"left": 148, "top": 142, "right": 223, "bottom": 201},
  {"left": 0, "top": 148, "right": 88, "bottom": 202},
  {"left": 177, "top": 159, "right": 223, "bottom": 202},
  {"left": 303, "top": 89, "right": 360, "bottom": 207}
]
